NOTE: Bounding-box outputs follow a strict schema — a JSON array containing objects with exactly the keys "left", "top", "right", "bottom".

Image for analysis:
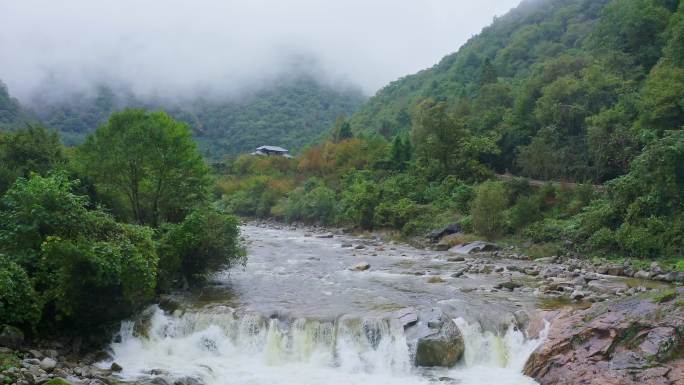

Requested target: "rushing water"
[{"left": 102, "top": 225, "right": 550, "bottom": 385}]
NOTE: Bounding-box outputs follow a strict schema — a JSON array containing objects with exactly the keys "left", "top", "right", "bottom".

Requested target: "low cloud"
[{"left": 0, "top": 0, "right": 520, "bottom": 102}]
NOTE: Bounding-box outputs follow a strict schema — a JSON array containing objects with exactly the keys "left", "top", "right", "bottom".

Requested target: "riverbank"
[{"left": 2, "top": 222, "right": 682, "bottom": 385}]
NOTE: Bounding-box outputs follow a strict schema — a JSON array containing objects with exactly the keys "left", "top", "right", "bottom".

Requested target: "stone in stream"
[
  {"left": 448, "top": 241, "right": 500, "bottom": 255},
  {"left": 352, "top": 262, "right": 370, "bottom": 271},
  {"left": 406, "top": 308, "right": 465, "bottom": 368},
  {"left": 39, "top": 357, "right": 57, "bottom": 372},
  {"left": 315, "top": 233, "right": 334, "bottom": 238}
]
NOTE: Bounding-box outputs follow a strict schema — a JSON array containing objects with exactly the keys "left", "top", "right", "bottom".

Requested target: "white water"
[{"left": 103, "top": 306, "right": 548, "bottom": 385}]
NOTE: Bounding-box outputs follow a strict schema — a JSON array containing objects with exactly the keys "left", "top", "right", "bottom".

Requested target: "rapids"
[{"left": 101, "top": 224, "right": 551, "bottom": 385}]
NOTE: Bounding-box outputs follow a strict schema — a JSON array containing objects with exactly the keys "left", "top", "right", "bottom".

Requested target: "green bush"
[
  {"left": 283, "top": 179, "right": 337, "bottom": 225},
  {"left": 506, "top": 195, "right": 542, "bottom": 231},
  {"left": 0, "top": 254, "right": 41, "bottom": 329},
  {"left": 158, "top": 207, "right": 245, "bottom": 287},
  {"left": 470, "top": 181, "right": 508, "bottom": 238},
  {"left": 338, "top": 172, "right": 381, "bottom": 229},
  {"left": 373, "top": 198, "right": 420, "bottom": 229},
  {"left": 0, "top": 173, "right": 159, "bottom": 330},
  {"left": 523, "top": 218, "right": 568, "bottom": 243}
]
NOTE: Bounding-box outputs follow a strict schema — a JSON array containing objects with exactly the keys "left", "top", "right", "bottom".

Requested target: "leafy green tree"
[
  {"left": 637, "top": 63, "right": 684, "bottom": 136},
  {"left": 470, "top": 181, "right": 508, "bottom": 238},
  {"left": 332, "top": 115, "right": 353, "bottom": 142},
  {"left": 412, "top": 99, "right": 497, "bottom": 181},
  {"left": 338, "top": 171, "right": 381, "bottom": 229},
  {"left": 77, "top": 109, "right": 210, "bottom": 226},
  {"left": 388, "top": 134, "right": 411, "bottom": 171},
  {"left": 0, "top": 125, "right": 65, "bottom": 194}
]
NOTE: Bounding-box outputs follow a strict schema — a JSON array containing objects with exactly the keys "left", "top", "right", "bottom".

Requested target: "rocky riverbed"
[{"left": 1, "top": 222, "right": 682, "bottom": 385}]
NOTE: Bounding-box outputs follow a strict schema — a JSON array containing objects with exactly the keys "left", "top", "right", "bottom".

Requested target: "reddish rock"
[{"left": 524, "top": 292, "right": 684, "bottom": 385}]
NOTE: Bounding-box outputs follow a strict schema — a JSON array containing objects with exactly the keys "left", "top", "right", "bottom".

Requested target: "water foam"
[{"left": 103, "top": 306, "right": 548, "bottom": 385}]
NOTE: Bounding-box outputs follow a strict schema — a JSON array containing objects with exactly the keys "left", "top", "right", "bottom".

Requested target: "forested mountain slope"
[
  {"left": 0, "top": 81, "right": 30, "bottom": 128},
  {"left": 20, "top": 76, "right": 365, "bottom": 158},
  {"left": 351, "top": 0, "right": 683, "bottom": 182}
]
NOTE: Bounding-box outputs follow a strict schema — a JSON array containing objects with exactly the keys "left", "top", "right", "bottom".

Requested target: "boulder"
[
  {"left": 428, "top": 223, "right": 461, "bottom": 242},
  {"left": 110, "top": 362, "right": 123, "bottom": 372},
  {"left": 408, "top": 309, "right": 464, "bottom": 367},
  {"left": 449, "top": 241, "right": 499, "bottom": 255},
  {"left": 587, "top": 279, "right": 629, "bottom": 295},
  {"left": 39, "top": 358, "right": 57, "bottom": 372},
  {"left": 315, "top": 233, "right": 334, "bottom": 238},
  {"left": 0, "top": 325, "right": 24, "bottom": 348}
]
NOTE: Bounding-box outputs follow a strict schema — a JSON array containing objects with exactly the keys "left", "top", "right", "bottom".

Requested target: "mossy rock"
[{"left": 43, "top": 379, "right": 72, "bottom": 385}]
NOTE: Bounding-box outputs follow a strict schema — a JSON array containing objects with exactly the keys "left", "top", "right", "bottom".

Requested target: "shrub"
[
  {"left": 373, "top": 198, "right": 420, "bottom": 229},
  {"left": 283, "top": 179, "right": 337, "bottom": 224},
  {"left": 523, "top": 218, "right": 568, "bottom": 243},
  {"left": 158, "top": 206, "right": 245, "bottom": 287},
  {"left": 470, "top": 181, "right": 508, "bottom": 238},
  {"left": 506, "top": 195, "right": 542, "bottom": 231},
  {"left": 338, "top": 172, "right": 381, "bottom": 229},
  {"left": 0, "top": 255, "right": 41, "bottom": 329},
  {"left": 0, "top": 174, "right": 159, "bottom": 331}
]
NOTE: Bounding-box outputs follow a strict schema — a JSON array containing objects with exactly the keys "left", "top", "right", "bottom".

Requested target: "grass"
[{"left": 651, "top": 289, "right": 678, "bottom": 304}]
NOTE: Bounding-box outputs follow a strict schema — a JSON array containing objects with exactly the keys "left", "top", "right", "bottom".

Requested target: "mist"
[{"left": 0, "top": 0, "right": 520, "bottom": 102}]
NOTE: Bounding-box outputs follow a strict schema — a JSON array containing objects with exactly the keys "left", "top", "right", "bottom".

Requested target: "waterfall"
[{"left": 103, "top": 306, "right": 547, "bottom": 385}]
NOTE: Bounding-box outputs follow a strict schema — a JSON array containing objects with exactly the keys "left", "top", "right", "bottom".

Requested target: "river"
[{"left": 101, "top": 224, "right": 552, "bottom": 385}]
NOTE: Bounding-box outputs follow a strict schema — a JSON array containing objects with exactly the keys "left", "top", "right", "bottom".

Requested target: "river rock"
[
  {"left": 352, "top": 262, "right": 370, "bottom": 271},
  {"left": 110, "top": 362, "right": 123, "bottom": 372},
  {"left": 39, "top": 358, "right": 57, "bottom": 372},
  {"left": 408, "top": 309, "right": 464, "bottom": 368},
  {"left": 428, "top": 223, "right": 461, "bottom": 242},
  {"left": 448, "top": 241, "right": 499, "bottom": 255},
  {"left": 524, "top": 291, "right": 684, "bottom": 385},
  {"left": 315, "top": 233, "right": 334, "bottom": 238},
  {"left": 587, "top": 279, "right": 629, "bottom": 295}
]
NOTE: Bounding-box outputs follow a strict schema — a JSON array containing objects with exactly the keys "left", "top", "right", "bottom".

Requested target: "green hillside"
[
  {"left": 351, "top": 0, "right": 683, "bottom": 182},
  {"left": 0, "top": 81, "right": 31, "bottom": 128},
  {"left": 25, "top": 76, "right": 365, "bottom": 158}
]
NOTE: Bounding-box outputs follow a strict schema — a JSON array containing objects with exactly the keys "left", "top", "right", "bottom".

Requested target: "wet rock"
[
  {"left": 587, "top": 279, "right": 629, "bottom": 295},
  {"left": 315, "top": 233, "right": 334, "bottom": 238},
  {"left": 413, "top": 317, "right": 464, "bottom": 367},
  {"left": 0, "top": 325, "right": 24, "bottom": 348},
  {"left": 136, "top": 378, "right": 170, "bottom": 385},
  {"left": 352, "top": 262, "right": 370, "bottom": 271},
  {"left": 634, "top": 270, "right": 652, "bottom": 279},
  {"left": 524, "top": 293, "right": 684, "bottom": 385},
  {"left": 495, "top": 281, "right": 522, "bottom": 291},
  {"left": 39, "top": 358, "right": 57, "bottom": 372},
  {"left": 428, "top": 223, "right": 461, "bottom": 242},
  {"left": 392, "top": 308, "right": 418, "bottom": 329},
  {"left": 426, "top": 276, "right": 445, "bottom": 284},
  {"left": 354, "top": 244, "right": 366, "bottom": 249},
  {"left": 450, "top": 269, "right": 466, "bottom": 278},
  {"left": 448, "top": 241, "right": 499, "bottom": 255},
  {"left": 173, "top": 377, "right": 203, "bottom": 385},
  {"left": 109, "top": 363, "right": 122, "bottom": 372},
  {"left": 447, "top": 256, "right": 465, "bottom": 262}
]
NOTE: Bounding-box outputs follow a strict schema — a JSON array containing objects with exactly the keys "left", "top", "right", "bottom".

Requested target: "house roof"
[{"left": 256, "top": 145, "right": 289, "bottom": 153}]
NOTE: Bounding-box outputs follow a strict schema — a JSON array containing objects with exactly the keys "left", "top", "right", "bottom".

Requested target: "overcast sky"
[{"left": 0, "top": 0, "right": 521, "bottom": 101}]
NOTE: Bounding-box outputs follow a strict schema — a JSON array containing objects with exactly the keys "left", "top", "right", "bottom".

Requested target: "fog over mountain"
[{"left": 0, "top": 0, "right": 520, "bottom": 102}]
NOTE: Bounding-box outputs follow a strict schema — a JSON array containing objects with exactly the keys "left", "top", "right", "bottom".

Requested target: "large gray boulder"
[{"left": 406, "top": 308, "right": 464, "bottom": 367}]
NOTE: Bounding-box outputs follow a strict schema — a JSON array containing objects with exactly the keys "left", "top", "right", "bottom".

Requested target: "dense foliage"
[
  {"left": 0, "top": 117, "right": 244, "bottom": 336},
  {"left": 350, "top": 0, "right": 684, "bottom": 183},
  {"left": 76, "top": 109, "right": 211, "bottom": 225}
]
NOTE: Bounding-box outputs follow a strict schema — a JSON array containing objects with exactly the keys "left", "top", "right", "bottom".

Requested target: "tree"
[
  {"left": 77, "top": 109, "right": 210, "bottom": 226},
  {"left": 470, "top": 181, "right": 508, "bottom": 238},
  {"left": 0, "top": 125, "right": 65, "bottom": 194},
  {"left": 412, "top": 99, "right": 496, "bottom": 181},
  {"left": 479, "top": 58, "right": 498, "bottom": 85},
  {"left": 332, "top": 115, "right": 354, "bottom": 142}
]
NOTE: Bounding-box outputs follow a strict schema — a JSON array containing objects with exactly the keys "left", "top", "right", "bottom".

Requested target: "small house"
[{"left": 251, "top": 145, "right": 292, "bottom": 158}]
